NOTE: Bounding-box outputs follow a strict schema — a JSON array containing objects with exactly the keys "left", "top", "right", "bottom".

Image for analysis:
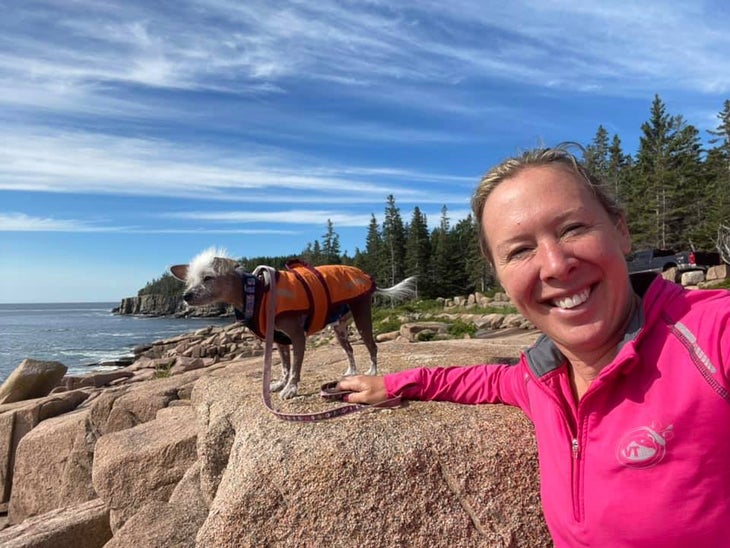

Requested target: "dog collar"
[{"left": 234, "top": 269, "right": 258, "bottom": 323}]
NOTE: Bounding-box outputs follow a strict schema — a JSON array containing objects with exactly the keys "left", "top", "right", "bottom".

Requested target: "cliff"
[
  {"left": 114, "top": 294, "right": 232, "bottom": 318},
  {"left": 0, "top": 322, "right": 550, "bottom": 547}
]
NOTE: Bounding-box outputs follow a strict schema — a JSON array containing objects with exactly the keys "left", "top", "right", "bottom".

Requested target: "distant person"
[{"left": 338, "top": 144, "right": 730, "bottom": 547}]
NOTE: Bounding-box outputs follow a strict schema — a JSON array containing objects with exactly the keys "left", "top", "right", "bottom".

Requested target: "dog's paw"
[
  {"left": 270, "top": 380, "right": 287, "bottom": 392},
  {"left": 343, "top": 367, "right": 357, "bottom": 377},
  {"left": 366, "top": 366, "right": 378, "bottom": 376},
  {"left": 280, "top": 384, "right": 299, "bottom": 399}
]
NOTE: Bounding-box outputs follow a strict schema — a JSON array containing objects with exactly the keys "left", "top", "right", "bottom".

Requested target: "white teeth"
[{"left": 553, "top": 289, "right": 590, "bottom": 309}]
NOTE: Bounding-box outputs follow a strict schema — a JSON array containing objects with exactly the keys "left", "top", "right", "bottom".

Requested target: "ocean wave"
[{"left": 59, "top": 349, "right": 133, "bottom": 364}]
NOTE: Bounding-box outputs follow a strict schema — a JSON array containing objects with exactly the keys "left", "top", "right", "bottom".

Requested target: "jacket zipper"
[
  {"left": 571, "top": 435, "right": 582, "bottom": 522},
  {"left": 529, "top": 374, "right": 585, "bottom": 522}
]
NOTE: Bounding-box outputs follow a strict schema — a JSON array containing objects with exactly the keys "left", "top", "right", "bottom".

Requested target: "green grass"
[
  {"left": 709, "top": 278, "right": 730, "bottom": 290},
  {"left": 154, "top": 361, "right": 173, "bottom": 378},
  {"left": 371, "top": 298, "right": 517, "bottom": 337},
  {"left": 447, "top": 319, "right": 477, "bottom": 338}
]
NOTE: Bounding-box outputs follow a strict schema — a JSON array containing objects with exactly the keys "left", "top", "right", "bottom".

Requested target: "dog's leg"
[
  {"left": 349, "top": 296, "right": 378, "bottom": 375},
  {"left": 276, "top": 316, "right": 306, "bottom": 399},
  {"left": 270, "top": 343, "right": 291, "bottom": 392},
  {"left": 333, "top": 315, "right": 357, "bottom": 376}
]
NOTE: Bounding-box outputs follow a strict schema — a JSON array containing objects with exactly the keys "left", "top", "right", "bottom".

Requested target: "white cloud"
[
  {"left": 2, "top": 0, "right": 728, "bottom": 127},
  {"left": 0, "top": 213, "right": 119, "bottom": 232},
  {"left": 166, "top": 210, "right": 375, "bottom": 227},
  {"left": 0, "top": 126, "right": 472, "bottom": 203}
]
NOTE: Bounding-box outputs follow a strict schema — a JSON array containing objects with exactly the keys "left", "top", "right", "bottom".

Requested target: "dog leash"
[{"left": 254, "top": 265, "right": 402, "bottom": 422}]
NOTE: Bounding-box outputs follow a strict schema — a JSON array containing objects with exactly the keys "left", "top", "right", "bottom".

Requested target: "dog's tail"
[{"left": 374, "top": 276, "right": 418, "bottom": 301}]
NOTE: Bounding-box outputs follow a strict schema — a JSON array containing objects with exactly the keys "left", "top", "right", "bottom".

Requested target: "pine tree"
[
  {"left": 706, "top": 99, "right": 730, "bottom": 246},
  {"left": 404, "top": 206, "right": 430, "bottom": 298},
  {"left": 360, "top": 214, "right": 384, "bottom": 284},
  {"left": 451, "top": 215, "right": 478, "bottom": 294},
  {"left": 429, "top": 206, "right": 459, "bottom": 298},
  {"left": 633, "top": 95, "right": 702, "bottom": 249},
  {"left": 584, "top": 125, "right": 610, "bottom": 180},
  {"left": 381, "top": 195, "right": 407, "bottom": 285},
  {"left": 707, "top": 99, "right": 730, "bottom": 161},
  {"left": 607, "top": 134, "right": 632, "bottom": 206},
  {"left": 320, "top": 219, "right": 342, "bottom": 265}
]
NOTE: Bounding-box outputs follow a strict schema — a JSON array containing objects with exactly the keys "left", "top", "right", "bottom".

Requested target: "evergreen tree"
[
  {"left": 404, "top": 206, "right": 430, "bottom": 298},
  {"left": 607, "top": 134, "right": 632, "bottom": 207},
  {"left": 707, "top": 99, "right": 730, "bottom": 161},
  {"left": 670, "top": 121, "right": 708, "bottom": 248},
  {"left": 460, "top": 214, "right": 493, "bottom": 293},
  {"left": 361, "top": 214, "right": 384, "bottom": 284},
  {"left": 706, "top": 99, "right": 730, "bottom": 243},
  {"left": 429, "top": 206, "right": 460, "bottom": 298},
  {"left": 584, "top": 125, "right": 610, "bottom": 180},
  {"left": 451, "top": 215, "right": 478, "bottom": 294},
  {"left": 308, "top": 240, "right": 323, "bottom": 265},
  {"left": 320, "top": 219, "right": 342, "bottom": 264},
  {"left": 633, "top": 95, "right": 702, "bottom": 249},
  {"left": 381, "top": 195, "right": 407, "bottom": 285}
]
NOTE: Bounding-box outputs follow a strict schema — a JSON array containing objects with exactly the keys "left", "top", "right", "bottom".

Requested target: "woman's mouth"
[{"left": 552, "top": 287, "right": 591, "bottom": 310}]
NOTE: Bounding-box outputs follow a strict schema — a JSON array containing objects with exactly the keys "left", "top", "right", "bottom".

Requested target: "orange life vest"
[{"left": 245, "top": 259, "right": 375, "bottom": 344}]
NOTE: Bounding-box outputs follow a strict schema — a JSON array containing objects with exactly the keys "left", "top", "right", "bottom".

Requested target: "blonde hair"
[{"left": 471, "top": 143, "right": 624, "bottom": 264}]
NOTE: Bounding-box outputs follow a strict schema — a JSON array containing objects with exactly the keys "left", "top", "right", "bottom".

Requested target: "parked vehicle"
[{"left": 626, "top": 248, "right": 722, "bottom": 275}]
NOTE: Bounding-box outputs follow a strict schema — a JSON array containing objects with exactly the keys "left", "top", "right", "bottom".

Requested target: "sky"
[{"left": 1, "top": 1, "right": 729, "bottom": 303}]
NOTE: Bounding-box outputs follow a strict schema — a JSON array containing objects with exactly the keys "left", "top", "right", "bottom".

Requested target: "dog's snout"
[{"left": 182, "top": 291, "right": 194, "bottom": 303}]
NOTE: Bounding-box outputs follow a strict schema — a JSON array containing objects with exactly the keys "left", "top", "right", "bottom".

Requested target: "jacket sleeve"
[{"left": 383, "top": 358, "right": 531, "bottom": 410}]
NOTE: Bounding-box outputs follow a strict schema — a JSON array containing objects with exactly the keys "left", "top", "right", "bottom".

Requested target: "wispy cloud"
[
  {"left": 0, "top": 212, "right": 304, "bottom": 234},
  {"left": 2, "top": 1, "right": 728, "bottom": 129},
  {"left": 166, "top": 209, "right": 375, "bottom": 227},
  {"left": 0, "top": 126, "right": 473, "bottom": 203},
  {"left": 0, "top": 213, "right": 122, "bottom": 232}
]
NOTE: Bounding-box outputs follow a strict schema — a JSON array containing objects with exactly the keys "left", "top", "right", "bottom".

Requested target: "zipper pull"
[{"left": 572, "top": 438, "right": 580, "bottom": 459}]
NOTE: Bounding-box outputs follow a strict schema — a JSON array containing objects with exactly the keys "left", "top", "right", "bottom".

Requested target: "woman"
[{"left": 338, "top": 146, "right": 730, "bottom": 547}]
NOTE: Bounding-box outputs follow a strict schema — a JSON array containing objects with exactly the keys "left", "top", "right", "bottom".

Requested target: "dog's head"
[{"left": 170, "top": 247, "right": 240, "bottom": 306}]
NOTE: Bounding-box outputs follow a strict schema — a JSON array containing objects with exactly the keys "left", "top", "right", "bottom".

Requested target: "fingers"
[{"left": 337, "top": 375, "right": 387, "bottom": 404}]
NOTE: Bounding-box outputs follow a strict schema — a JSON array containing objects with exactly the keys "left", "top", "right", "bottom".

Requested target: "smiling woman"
[{"left": 337, "top": 144, "right": 730, "bottom": 547}]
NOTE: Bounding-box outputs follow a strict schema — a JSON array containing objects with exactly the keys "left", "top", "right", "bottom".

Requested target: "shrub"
[{"left": 448, "top": 319, "right": 477, "bottom": 338}]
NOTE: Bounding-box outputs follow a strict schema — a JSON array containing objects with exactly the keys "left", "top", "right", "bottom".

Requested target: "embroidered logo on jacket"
[{"left": 616, "top": 423, "right": 674, "bottom": 469}]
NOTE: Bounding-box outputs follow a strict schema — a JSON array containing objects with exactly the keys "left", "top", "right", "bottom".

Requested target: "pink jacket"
[{"left": 384, "top": 275, "right": 730, "bottom": 547}]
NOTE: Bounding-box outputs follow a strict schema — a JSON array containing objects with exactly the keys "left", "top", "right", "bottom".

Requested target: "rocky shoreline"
[{"left": 0, "top": 302, "right": 549, "bottom": 547}]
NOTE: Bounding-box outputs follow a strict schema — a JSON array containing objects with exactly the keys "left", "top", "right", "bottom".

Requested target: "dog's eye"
[{"left": 203, "top": 276, "right": 214, "bottom": 282}]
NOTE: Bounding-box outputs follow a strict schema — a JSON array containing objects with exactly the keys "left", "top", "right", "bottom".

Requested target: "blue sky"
[{"left": 1, "top": 1, "right": 729, "bottom": 303}]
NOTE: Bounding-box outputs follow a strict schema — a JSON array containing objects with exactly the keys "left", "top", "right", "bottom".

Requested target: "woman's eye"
[
  {"left": 507, "top": 247, "right": 531, "bottom": 261},
  {"left": 562, "top": 223, "right": 585, "bottom": 236}
]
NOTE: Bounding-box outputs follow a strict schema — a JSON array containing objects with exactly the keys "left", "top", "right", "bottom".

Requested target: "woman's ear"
[{"left": 616, "top": 214, "right": 632, "bottom": 254}]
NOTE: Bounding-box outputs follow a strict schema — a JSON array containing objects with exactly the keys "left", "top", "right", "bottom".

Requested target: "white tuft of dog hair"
[{"left": 185, "top": 247, "right": 233, "bottom": 286}]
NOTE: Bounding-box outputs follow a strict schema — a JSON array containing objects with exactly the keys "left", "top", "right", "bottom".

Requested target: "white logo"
[{"left": 616, "top": 423, "right": 674, "bottom": 469}]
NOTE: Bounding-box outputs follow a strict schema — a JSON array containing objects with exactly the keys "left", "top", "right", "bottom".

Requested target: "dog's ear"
[
  {"left": 170, "top": 264, "right": 189, "bottom": 281},
  {"left": 212, "top": 257, "right": 239, "bottom": 273}
]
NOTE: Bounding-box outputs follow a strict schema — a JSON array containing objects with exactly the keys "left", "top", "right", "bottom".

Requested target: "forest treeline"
[{"left": 141, "top": 95, "right": 730, "bottom": 300}]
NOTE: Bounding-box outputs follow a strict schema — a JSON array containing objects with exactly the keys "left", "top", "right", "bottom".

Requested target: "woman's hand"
[{"left": 337, "top": 375, "right": 388, "bottom": 404}]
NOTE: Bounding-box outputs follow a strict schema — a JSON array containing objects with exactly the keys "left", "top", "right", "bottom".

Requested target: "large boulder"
[
  {"left": 0, "top": 498, "right": 111, "bottom": 548},
  {"left": 0, "top": 359, "right": 67, "bottom": 404},
  {"left": 0, "top": 390, "right": 90, "bottom": 504},
  {"left": 8, "top": 408, "right": 97, "bottom": 524},
  {"left": 87, "top": 370, "right": 205, "bottom": 436},
  {"left": 91, "top": 405, "right": 199, "bottom": 532},
  {"left": 706, "top": 263, "right": 729, "bottom": 281},
  {"left": 192, "top": 339, "right": 549, "bottom": 547}
]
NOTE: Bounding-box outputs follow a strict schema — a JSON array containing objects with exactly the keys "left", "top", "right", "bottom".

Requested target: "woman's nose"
[{"left": 538, "top": 241, "right": 576, "bottom": 281}]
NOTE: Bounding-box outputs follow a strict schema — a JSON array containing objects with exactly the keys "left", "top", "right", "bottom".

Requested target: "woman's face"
[{"left": 482, "top": 165, "right": 633, "bottom": 358}]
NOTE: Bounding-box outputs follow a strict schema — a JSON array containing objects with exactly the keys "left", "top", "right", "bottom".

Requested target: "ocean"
[{"left": 0, "top": 302, "right": 231, "bottom": 383}]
